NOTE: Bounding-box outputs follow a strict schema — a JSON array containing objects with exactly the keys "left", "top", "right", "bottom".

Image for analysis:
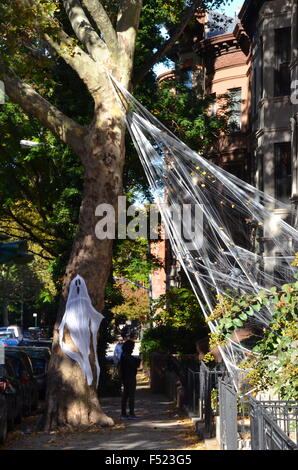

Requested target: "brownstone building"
[
  {"left": 238, "top": 0, "right": 298, "bottom": 274},
  {"left": 150, "top": 0, "right": 298, "bottom": 300},
  {"left": 150, "top": 10, "right": 252, "bottom": 301}
]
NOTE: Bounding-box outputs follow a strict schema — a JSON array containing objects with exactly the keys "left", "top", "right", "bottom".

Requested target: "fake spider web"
[{"left": 110, "top": 76, "right": 298, "bottom": 390}]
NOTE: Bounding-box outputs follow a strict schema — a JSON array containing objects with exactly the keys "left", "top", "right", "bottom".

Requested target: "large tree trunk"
[{"left": 43, "top": 98, "right": 125, "bottom": 430}]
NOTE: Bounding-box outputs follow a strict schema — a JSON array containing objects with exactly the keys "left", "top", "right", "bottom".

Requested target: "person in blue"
[
  {"left": 113, "top": 336, "right": 124, "bottom": 366},
  {"left": 119, "top": 340, "right": 140, "bottom": 420}
]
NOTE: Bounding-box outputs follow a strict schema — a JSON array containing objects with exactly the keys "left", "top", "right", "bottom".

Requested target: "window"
[
  {"left": 275, "top": 142, "right": 292, "bottom": 202},
  {"left": 274, "top": 28, "right": 291, "bottom": 97},
  {"left": 229, "top": 88, "right": 242, "bottom": 131},
  {"left": 210, "top": 92, "right": 217, "bottom": 115}
]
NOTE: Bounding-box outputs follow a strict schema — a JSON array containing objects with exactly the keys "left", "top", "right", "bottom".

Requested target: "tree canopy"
[{"left": 0, "top": 0, "right": 230, "bottom": 430}]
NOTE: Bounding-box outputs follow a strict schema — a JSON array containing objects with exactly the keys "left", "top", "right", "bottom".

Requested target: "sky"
[
  {"left": 153, "top": 0, "right": 244, "bottom": 76},
  {"left": 224, "top": 0, "right": 244, "bottom": 18}
]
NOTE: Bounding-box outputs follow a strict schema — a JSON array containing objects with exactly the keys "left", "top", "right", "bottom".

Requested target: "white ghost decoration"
[{"left": 58, "top": 274, "right": 104, "bottom": 386}]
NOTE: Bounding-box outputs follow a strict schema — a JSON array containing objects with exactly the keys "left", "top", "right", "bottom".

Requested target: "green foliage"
[
  {"left": 140, "top": 324, "right": 204, "bottom": 362},
  {"left": 0, "top": 261, "right": 48, "bottom": 326},
  {"left": 113, "top": 238, "right": 161, "bottom": 287},
  {"left": 0, "top": 263, "right": 43, "bottom": 304},
  {"left": 152, "top": 82, "right": 230, "bottom": 152},
  {"left": 153, "top": 287, "right": 206, "bottom": 331},
  {"left": 112, "top": 237, "right": 160, "bottom": 322},
  {"left": 0, "top": 0, "right": 230, "bottom": 333},
  {"left": 0, "top": 239, "right": 33, "bottom": 264},
  {"left": 0, "top": 101, "right": 84, "bottom": 277},
  {"left": 209, "top": 278, "right": 298, "bottom": 399}
]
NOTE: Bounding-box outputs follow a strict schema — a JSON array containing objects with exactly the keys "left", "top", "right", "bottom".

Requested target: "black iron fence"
[
  {"left": 249, "top": 398, "right": 298, "bottom": 450},
  {"left": 187, "top": 368, "right": 200, "bottom": 415},
  {"left": 150, "top": 354, "right": 298, "bottom": 450},
  {"left": 218, "top": 375, "right": 239, "bottom": 450},
  {"left": 186, "top": 362, "right": 223, "bottom": 438}
]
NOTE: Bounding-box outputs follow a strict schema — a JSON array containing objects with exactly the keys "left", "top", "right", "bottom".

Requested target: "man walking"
[{"left": 119, "top": 340, "right": 140, "bottom": 420}]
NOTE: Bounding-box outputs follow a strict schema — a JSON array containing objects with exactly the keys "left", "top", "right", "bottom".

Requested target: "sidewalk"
[{"left": 4, "top": 371, "right": 207, "bottom": 451}]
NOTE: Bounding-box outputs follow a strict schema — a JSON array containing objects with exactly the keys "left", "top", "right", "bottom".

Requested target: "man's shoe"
[
  {"left": 128, "top": 414, "right": 138, "bottom": 420},
  {"left": 120, "top": 415, "right": 128, "bottom": 420}
]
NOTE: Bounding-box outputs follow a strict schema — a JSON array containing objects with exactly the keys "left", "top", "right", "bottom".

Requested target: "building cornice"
[
  {"left": 195, "top": 23, "right": 251, "bottom": 59},
  {"left": 211, "top": 73, "right": 248, "bottom": 85},
  {"left": 196, "top": 31, "right": 239, "bottom": 57}
]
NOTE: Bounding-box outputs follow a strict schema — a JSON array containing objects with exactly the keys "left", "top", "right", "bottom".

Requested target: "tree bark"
[
  {"left": 40, "top": 0, "right": 142, "bottom": 430},
  {"left": 43, "top": 96, "right": 126, "bottom": 430}
]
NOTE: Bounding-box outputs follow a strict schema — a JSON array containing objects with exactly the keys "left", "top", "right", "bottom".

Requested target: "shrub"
[{"left": 140, "top": 324, "right": 207, "bottom": 363}]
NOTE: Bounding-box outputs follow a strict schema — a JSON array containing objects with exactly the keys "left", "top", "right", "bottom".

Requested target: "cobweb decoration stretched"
[
  {"left": 59, "top": 275, "right": 104, "bottom": 386},
  {"left": 109, "top": 76, "right": 298, "bottom": 389}
]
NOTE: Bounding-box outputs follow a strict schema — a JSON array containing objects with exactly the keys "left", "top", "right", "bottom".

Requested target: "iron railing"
[
  {"left": 218, "top": 375, "right": 239, "bottom": 450},
  {"left": 249, "top": 398, "right": 298, "bottom": 450},
  {"left": 187, "top": 368, "right": 200, "bottom": 415},
  {"left": 186, "top": 362, "right": 223, "bottom": 438}
]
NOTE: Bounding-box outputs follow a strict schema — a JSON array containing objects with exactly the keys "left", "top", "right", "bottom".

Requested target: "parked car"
[
  {"left": 0, "top": 331, "right": 20, "bottom": 347},
  {"left": 17, "top": 347, "right": 51, "bottom": 398},
  {"left": 27, "top": 327, "right": 41, "bottom": 339},
  {"left": 23, "top": 330, "right": 33, "bottom": 339},
  {"left": 5, "top": 349, "right": 39, "bottom": 416},
  {"left": 7, "top": 326, "right": 23, "bottom": 340},
  {"left": 19, "top": 338, "right": 52, "bottom": 349},
  {"left": 0, "top": 359, "right": 23, "bottom": 444},
  {"left": 0, "top": 366, "right": 8, "bottom": 444}
]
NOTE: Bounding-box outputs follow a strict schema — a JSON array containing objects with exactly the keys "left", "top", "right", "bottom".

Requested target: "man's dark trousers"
[{"left": 121, "top": 378, "right": 136, "bottom": 415}]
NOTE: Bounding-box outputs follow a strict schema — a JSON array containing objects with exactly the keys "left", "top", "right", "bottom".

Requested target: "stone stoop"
[
  {"left": 186, "top": 411, "right": 251, "bottom": 450},
  {"left": 184, "top": 409, "right": 221, "bottom": 450}
]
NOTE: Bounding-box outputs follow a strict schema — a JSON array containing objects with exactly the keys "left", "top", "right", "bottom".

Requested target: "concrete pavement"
[{"left": 4, "top": 371, "right": 205, "bottom": 451}]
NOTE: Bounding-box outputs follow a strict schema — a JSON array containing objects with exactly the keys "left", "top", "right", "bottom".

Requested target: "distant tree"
[{"left": 0, "top": 263, "right": 43, "bottom": 326}]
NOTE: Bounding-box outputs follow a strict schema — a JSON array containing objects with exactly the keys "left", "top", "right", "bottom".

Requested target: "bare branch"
[
  {"left": 133, "top": 0, "right": 202, "bottom": 85},
  {"left": 81, "top": 0, "right": 119, "bottom": 57},
  {"left": 62, "top": 0, "right": 109, "bottom": 63},
  {"left": 2, "top": 73, "right": 88, "bottom": 159}
]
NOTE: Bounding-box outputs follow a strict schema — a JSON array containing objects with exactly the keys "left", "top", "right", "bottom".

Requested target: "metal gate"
[
  {"left": 219, "top": 376, "right": 238, "bottom": 450},
  {"left": 249, "top": 398, "right": 298, "bottom": 450}
]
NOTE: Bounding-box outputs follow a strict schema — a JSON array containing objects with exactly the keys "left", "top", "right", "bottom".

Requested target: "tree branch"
[
  {"left": 133, "top": 0, "right": 202, "bottom": 85},
  {"left": 62, "top": 0, "right": 109, "bottom": 63},
  {"left": 11, "top": 0, "right": 102, "bottom": 93},
  {"left": 44, "top": 28, "right": 102, "bottom": 95},
  {"left": 2, "top": 73, "right": 88, "bottom": 159},
  {"left": 6, "top": 208, "right": 58, "bottom": 258},
  {"left": 116, "top": 0, "right": 143, "bottom": 88},
  {"left": 81, "top": 0, "right": 119, "bottom": 58}
]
